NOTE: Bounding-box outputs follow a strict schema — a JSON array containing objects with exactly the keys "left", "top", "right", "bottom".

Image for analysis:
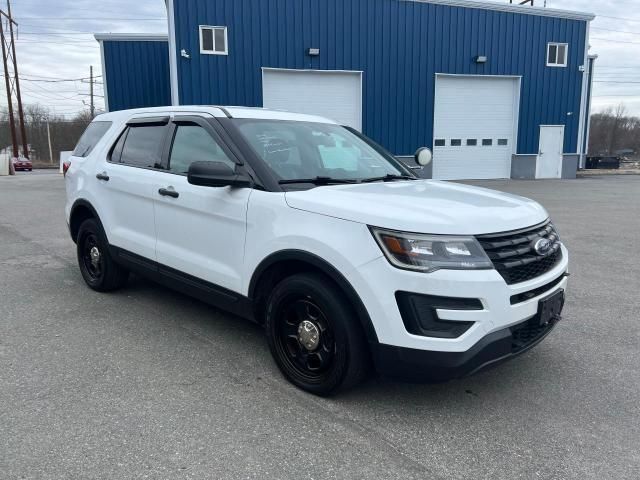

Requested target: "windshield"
[{"left": 232, "top": 119, "right": 410, "bottom": 183}]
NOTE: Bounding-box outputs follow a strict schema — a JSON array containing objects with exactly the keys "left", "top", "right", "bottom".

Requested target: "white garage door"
[
  {"left": 262, "top": 69, "right": 362, "bottom": 131},
  {"left": 433, "top": 75, "right": 520, "bottom": 180}
]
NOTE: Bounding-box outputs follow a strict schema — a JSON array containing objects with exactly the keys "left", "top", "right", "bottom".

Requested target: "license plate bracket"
[{"left": 537, "top": 289, "right": 565, "bottom": 326}]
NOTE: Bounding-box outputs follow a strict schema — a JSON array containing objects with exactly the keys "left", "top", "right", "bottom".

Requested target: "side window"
[
  {"left": 118, "top": 125, "right": 167, "bottom": 168},
  {"left": 547, "top": 42, "right": 568, "bottom": 67},
  {"left": 200, "top": 26, "right": 228, "bottom": 55},
  {"left": 168, "top": 124, "right": 235, "bottom": 174},
  {"left": 73, "top": 121, "right": 112, "bottom": 157}
]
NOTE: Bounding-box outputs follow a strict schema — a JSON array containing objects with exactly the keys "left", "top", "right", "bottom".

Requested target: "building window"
[
  {"left": 434, "top": 139, "right": 445, "bottom": 147},
  {"left": 498, "top": 139, "right": 508, "bottom": 146},
  {"left": 200, "top": 26, "right": 228, "bottom": 55},
  {"left": 450, "top": 139, "right": 462, "bottom": 146},
  {"left": 466, "top": 139, "right": 477, "bottom": 146},
  {"left": 547, "top": 43, "right": 567, "bottom": 67},
  {"left": 482, "top": 139, "right": 493, "bottom": 146}
]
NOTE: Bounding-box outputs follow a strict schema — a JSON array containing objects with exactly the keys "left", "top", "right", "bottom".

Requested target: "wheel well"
[
  {"left": 252, "top": 259, "right": 323, "bottom": 322},
  {"left": 249, "top": 254, "right": 379, "bottom": 344},
  {"left": 69, "top": 204, "right": 96, "bottom": 243}
]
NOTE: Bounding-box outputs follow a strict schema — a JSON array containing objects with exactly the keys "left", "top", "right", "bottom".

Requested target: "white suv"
[{"left": 65, "top": 106, "right": 568, "bottom": 395}]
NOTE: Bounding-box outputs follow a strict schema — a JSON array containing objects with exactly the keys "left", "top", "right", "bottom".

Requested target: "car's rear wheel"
[
  {"left": 77, "top": 218, "right": 128, "bottom": 291},
  {"left": 265, "top": 273, "right": 369, "bottom": 396}
]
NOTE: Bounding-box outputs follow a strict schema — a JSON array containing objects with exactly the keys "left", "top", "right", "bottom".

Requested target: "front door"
[
  {"left": 152, "top": 116, "right": 251, "bottom": 294},
  {"left": 537, "top": 126, "right": 564, "bottom": 179}
]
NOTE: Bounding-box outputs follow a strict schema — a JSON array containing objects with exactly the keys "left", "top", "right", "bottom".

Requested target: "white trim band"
[
  {"left": 94, "top": 33, "right": 168, "bottom": 42},
  {"left": 402, "top": 0, "right": 595, "bottom": 21}
]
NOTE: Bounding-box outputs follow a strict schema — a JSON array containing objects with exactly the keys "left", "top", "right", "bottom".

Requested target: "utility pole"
[
  {"left": 0, "top": 9, "right": 17, "bottom": 173},
  {"left": 89, "top": 65, "right": 95, "bottom": 118},
  {"left": 6, "top": 0, "right": 27, "bottom": 159},
  {"left": 47, "top": 121, "right": 53, "bottom": 164},
  {"left": 0, "top": 0, "right": 27, "bottom": 175}
]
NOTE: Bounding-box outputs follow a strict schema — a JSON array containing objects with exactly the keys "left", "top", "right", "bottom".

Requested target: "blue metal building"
[
  {"left": 96, "top": 34, "right": 171, "bottom": 112},
  {"left": 98, "top": 0, "right": 596, "bottom": 180}
]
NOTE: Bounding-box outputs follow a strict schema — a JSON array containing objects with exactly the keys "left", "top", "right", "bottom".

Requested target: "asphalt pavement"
[{"left": 1, "top": 171, "right": 638, "bottom": 479}]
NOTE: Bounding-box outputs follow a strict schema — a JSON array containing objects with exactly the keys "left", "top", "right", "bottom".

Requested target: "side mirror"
[
  {"left": 415, "top": 147, "right": 433, "bottom": 167},
  {"left": 187, "top": 161, "right": 253, "bottom": 188}
]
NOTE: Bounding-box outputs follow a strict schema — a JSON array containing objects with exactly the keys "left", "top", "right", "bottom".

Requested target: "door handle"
[
  {"left": 158, "top": 187, "right": 179, "bottom": 198},
  {"left": 96, "top": 172, "right": 110, "bottom": 181}
]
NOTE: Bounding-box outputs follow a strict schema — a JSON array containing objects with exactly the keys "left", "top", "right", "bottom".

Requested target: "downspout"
[
  {"left": 576, "top": 19, "right": 592, "bottom": 169},
  {"left": 165, "top": 0, "right": 180, "bottom": 106}
]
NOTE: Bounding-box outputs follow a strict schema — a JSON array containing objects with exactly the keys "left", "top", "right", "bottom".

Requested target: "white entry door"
[
  {"left": 432, "top": 75, "right": 520, "bottom": 180},
  {"left": 262, "top": 69, "right": 362, "bottom": 131},
  {"left": 537, "top": 126, "right": 564, "bottom": 179}
]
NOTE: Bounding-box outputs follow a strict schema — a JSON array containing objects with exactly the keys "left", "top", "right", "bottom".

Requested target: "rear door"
[
  {"left": 152, "top": 115, "right": 251, "bottom": 294},
  {"left": 95, "top": 116, "right": 170, "bottom": 262}
]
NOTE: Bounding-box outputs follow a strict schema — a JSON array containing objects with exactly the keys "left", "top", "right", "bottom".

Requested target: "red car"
[{"left": 12, "top": 158, "right": 32, "bottom": 171}]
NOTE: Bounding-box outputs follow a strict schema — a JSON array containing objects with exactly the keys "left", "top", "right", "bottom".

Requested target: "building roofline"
[
  {"left": 405, "top": 0, "right": 595, "bottom": 21},
  {"left": 94, "top": 33, "right": 168, "bottom": 42}
]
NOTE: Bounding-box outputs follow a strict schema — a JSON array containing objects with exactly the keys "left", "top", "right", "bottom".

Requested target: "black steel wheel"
[
  {"left": 265, "top": 273, "right": 369, "bottom": 396},
  {"left": 76, "top": 218, "right": 128, "bottom": 292},
  {"left": 276, "top": 298, "right": 336, "bottom": 380},
  {"left": 81, "top": 232, "right": 103, "bottom": 281}
]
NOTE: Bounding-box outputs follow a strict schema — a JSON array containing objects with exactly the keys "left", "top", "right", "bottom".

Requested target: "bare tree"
[
  {"left": 0, "top": 103, "right": 93, "bottom": 163},
  {"left": 588, "top": 104, "right": 640, "bottom": 156}
]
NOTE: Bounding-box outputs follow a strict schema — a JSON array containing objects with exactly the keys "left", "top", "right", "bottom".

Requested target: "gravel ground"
[{"left": 1, "top": 171, "right": 638, "bottom": 479}]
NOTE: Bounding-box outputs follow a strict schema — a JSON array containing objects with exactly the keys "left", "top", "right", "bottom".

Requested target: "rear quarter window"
[{"left": 72, "top": 121, "right": 113, "bottom": 157}]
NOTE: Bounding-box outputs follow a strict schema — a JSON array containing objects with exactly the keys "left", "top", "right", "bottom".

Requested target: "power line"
[
  {"left": 5, "top": 72, "right": 102, "bottom": 81},
  {"left": 596, "top": 14, "right": 640, "bottom": 24},
  {"left": 593, "top": 80, "right": 640, "bottom": 84},
  {"left": 592, "top": 26, "right": 640, "bottom": 36},
  {"left": 19, "top": 17, "right": 166, "bottom": 21},
  {"left": 17, "top": 40, "right": 98, "bottom": 45},
  {"left": 4, "top": 76, "right": 102, "bottom": 84},
  {"left": 1, "top": 76, "right": 103, "bottom": 86},
  {"left": 16, "top": 32, "right": 103, "bottom": 36},
  {"left": 591, "top": 36, "right": 640, "bottom": 45}
]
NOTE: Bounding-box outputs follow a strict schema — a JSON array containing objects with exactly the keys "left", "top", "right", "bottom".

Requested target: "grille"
[
  {"left": 510, "top": 273, "right": 566, "bottom": 305},
  {"left": 511, "top": 317, "right": 555, "bottom": 353},
  {"left": 476, "top": 221, "right": 562, "bottom": 285}
]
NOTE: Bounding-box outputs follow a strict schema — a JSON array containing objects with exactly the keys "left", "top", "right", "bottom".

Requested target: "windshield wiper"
[
  {"left": 278, "top": 176, "right": 360, "bottom": 185},
  {"left": 360, "top": 174, "right": 417, "bottom": 183}
]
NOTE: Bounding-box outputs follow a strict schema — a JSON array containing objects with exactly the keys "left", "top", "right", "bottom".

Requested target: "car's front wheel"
[
  {"left": 76, "top": 218, "right": 128, "bottom": 292},
  {"left": 265, "top": 273, "right": 369, "bottom": 396}
]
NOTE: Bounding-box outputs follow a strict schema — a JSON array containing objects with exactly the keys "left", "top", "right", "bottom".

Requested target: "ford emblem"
[{"left": 533, "top": 237, "right": 552, "bottom": 256}]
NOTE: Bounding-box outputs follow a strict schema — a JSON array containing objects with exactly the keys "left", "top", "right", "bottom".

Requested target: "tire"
[
  {"left": 265, "top": 273, "right": 369, "bottom": 396},
  {"left": 76, "top": 218, "right": 128, "bottom": 292}
]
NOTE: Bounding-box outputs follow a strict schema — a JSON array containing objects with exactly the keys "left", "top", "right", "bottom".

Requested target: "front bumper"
[
  {"left": 372, "top": 313, "right": 559, "bottom": 382},
  {"left": 350, "top": 244, "right": 569, "bottom": 352}
]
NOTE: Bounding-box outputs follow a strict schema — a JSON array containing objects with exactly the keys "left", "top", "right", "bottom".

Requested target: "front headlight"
[{"left": 370, "top": 227, "right": 493, "bottom": 272}]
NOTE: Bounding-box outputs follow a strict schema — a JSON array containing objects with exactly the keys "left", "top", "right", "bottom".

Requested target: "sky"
[{"left": 4, "top": 0, "right": 640, "bottom": 118}]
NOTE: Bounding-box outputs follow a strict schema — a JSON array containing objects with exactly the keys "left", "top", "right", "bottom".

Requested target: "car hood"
[{"left": 284, "top": 180, "right": 548, "bottom": 235}]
